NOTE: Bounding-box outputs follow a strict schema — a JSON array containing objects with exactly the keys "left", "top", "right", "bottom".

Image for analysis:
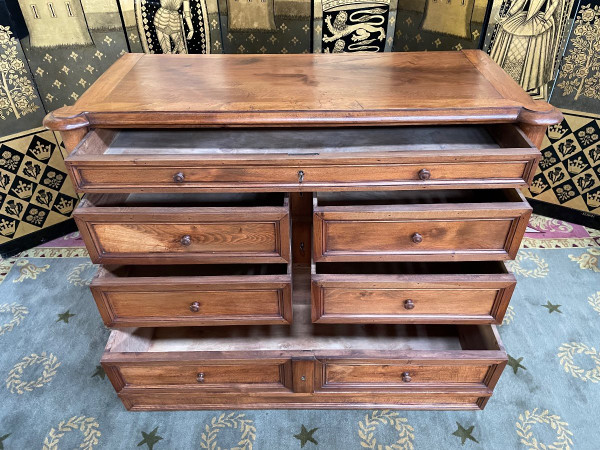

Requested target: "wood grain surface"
[
  {"left": 91, "top": 265, "right": 293, "bottom": 327},
  {"left": 100, "top": 267, "right": 507, "bottom": 410},
  {"left": 74, "top": 194, "right": 291, "bottom": 264},
  {"left": 64, "top": 125, "right": 540, "bottom": 192},
  {"left": 313, "top": 189, "right": 532, "bottom": 262},
  {"left": 44, "top": 51, "right": 561, "bottom": 131}
]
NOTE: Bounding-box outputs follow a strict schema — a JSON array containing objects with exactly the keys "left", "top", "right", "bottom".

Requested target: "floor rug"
[{"left": 0, "top": 215, "right": 599, "bottom": 449}]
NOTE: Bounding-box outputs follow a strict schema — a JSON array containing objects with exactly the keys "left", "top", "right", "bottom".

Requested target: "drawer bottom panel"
[{"left": 117, "top": 390, "right": 490, "bottom": 410}]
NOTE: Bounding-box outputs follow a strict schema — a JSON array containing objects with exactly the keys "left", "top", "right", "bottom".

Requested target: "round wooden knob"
[
  {"left": 197, "top": 372, "right": 205, "bottom": 383},
  {"left": 190, "top": 301, "right": 200, "bottom": 312},
  {"left": 180, "top": 235, "right": 191, "bottom": 246},
  {"left": 402, "top": 371, "right": 412, "bottom": 383},
  {"left": 411, "top": 233, "right": 423, "bottom": 244},
  {"left": 404, "top": 299, "right": 415, "bottom": 310},
  {"left": 418, "top": 169, "right": 431, "bottom": 180},
  {"left": 173, "top": 172, "right": 185, "bottom": 183}
]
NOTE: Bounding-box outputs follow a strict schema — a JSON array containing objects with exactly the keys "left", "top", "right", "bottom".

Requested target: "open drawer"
[
  {"left": 74, "top": 192, "right": 290, "bottom": 264},
  {"left": 102, "top": 322, "right": 506, "bottom": 410},
  {"left": 91, "top": 263, "right": 292, "bottom": 327},
  {"left": 311, "top": 261, "right": 515, "bottom": 324},
  {"left": 313, "top": 189, "right": 531, "bottom": 262},
  {"left": 65, "top": 124, "right": 539, "bottom": 192}
]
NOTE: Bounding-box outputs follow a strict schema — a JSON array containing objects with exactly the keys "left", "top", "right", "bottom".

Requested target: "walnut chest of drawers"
[{"left": 45, "top": 51, "right": 561, "bottom": 411}]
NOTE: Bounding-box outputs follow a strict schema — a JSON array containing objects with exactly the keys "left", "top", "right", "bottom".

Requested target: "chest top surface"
[{"left": 44, "top": 51, "right": 560, "bottom": 131}]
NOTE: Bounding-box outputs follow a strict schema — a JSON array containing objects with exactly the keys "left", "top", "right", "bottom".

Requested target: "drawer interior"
[
  {"left": 75, "top": 124, "right": 532, "bottom": 157},
  {"left": 316, "top": 189, "right": 523, "bottom": 207},
  {"left": 106, "top": 322, "right": 502, "bottom": 354},
  {"left": 82, "top": 192, "right": 287, "bottom": 208},
  {"left": 102, "top": 263, "right": 289, "bottom": 278},
  {"left": 314, "top": 261, "right": 509, "bottom": 275}
]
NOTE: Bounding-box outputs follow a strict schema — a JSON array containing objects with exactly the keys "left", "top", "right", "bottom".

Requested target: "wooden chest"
[{"left": 45, "top": 51, "right": 561, "bottom": 410}]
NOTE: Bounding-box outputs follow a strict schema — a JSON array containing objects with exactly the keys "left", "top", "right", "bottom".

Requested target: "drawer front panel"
[
  {"left": 323, "top": 219, "right": 510, "bottom": 253},
  {"left": 321, "top": 363, "right": 492, "bottom": 387},
  {"left": 117, "top": 362, "right": 290, "bottom": 391},
  {"left": 93, "top": 221, "right": 278, "bottom": 254},
  {"left": 314, "top": 212, "right": 530, "bottom": 262},
  {"left": 75, "top": 210, "right": 290, "bottom": 264},
  {"left": 92, "top": 281, "right": 292, "bottom": 327},
  {"left": 311, "top": 276, "right": 515, "bottom": 324},
  {"left": 70, "top": 160, "right": 536, "bottom": 192}
]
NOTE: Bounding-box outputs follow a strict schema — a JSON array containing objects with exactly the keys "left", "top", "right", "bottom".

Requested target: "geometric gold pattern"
[
  {"left": 523, "top": 110, "right": 600, "bottom": 217},
  {"left": 0, "top": 128, "right": 78, "bottom": 245}
]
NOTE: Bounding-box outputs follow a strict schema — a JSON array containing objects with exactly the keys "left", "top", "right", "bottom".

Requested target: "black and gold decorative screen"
[{"left": 0, "top": 0, "right": 596, "bottom": 253}]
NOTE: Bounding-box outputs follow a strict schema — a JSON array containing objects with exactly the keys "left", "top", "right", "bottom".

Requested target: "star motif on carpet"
[
  {"left": 137, "top": 426, "right": 163, "bottom": 450},
  {"left": 56, "top": 310, "right": 75, "bottom": 323},
  {"left": 452, "top": 422, "right": 478, "bottom": 444},
  {"left": 542, "top": 301, "right": 562, "bottom": 313},
  {"left": 91, "top": 365, "right": 106, "bottom": 380},
  {"left": 507, "top": 354, "right": 527, "bottom": 374},
  {"left": 294, "top": 425, "right": 318, "bottom": 447}
]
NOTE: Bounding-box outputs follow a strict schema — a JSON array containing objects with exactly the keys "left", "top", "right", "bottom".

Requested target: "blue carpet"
[{"left": 0, "top": 225, "right": 599, "bottom": 449}]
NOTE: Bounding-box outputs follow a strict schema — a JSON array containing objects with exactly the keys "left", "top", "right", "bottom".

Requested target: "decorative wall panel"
[
  {"left": 0, "top": 5, "right": 45, "bottom": 137},
  {"left": 313, "top": 0, "right": 398, "bottom": 53},
  {"left": 220, "top": 0, "right": 310, "bottom": 53},
  {"left": 0, "top": 0, "right": 597, "bottom": 252},
  {"left": 128, "top": 0, "right": 217, "bottom": 53},
  {"left": 16, "top": 0, "right": 129, "bottom": 110},
  {"left": 392, "top": 0, "right": 488, "bottom": 52},
  {"left": 0, "top": 127, "right": 78, "bottom": 245},
  {"left": 550, "top": 2, "right": 600, "bottom": 114},
  {"left": 524, "top": 110, "right": 600, "bottom": 218},
  {"left": 481, "top": 0, "right": 576, "bottom": 99}
]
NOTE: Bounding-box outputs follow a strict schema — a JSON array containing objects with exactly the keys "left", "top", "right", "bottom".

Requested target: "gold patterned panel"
[
  {"left": 550, "top": 2, "right": 600, "bottom": 113},
  {"left": 0, "top": 128, "right": 78, "bottom": 245},
  {"left": 135, "top": 0, "right": 212, "bottom": 54},
  {"left": 0, "top": 26, "right": 41, "bottom": 123},
  {"left": 17, "top": 1, "right": 94, "bottom": 48},
  {"left": 392, "top": 0, "right": 486, "bottom": 52},
  {"left": 524, "top": 110, "right": 600, "bottom": 217},
  {"left": 314, "top": 0, "right": 398, "bottom": 53},
  {"left": 482, "top": 0, "right": 575, "bottom": 99},
  {"left": 421, "top": 0, "right": 476, "bottom": 39},
  {"left": 227, "top": 0, "right": 276, "bottom": 31}
]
